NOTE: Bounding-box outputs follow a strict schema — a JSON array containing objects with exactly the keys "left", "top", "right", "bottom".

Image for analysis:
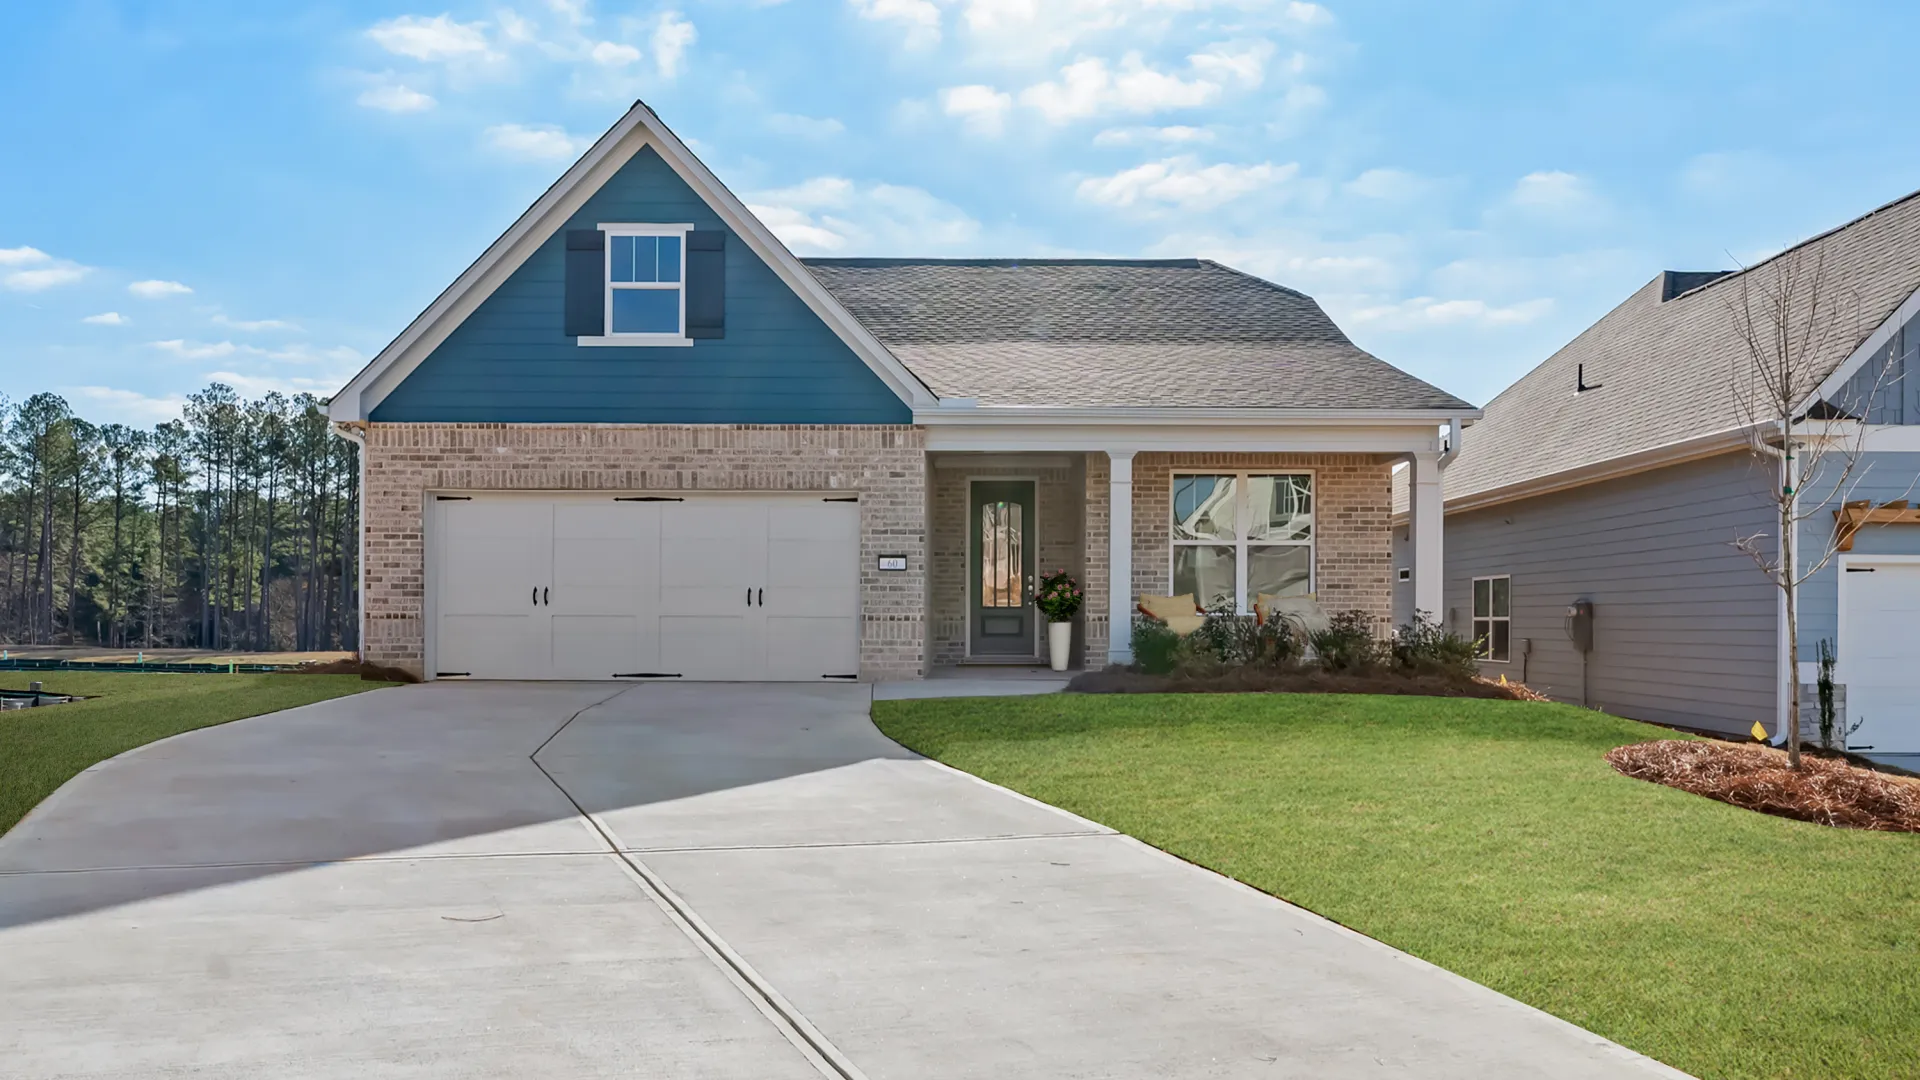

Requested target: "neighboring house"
[
  {"left": 1394, "top": 189, "right": 1920, "bottom": 765},
  {"left": 328, "top": 101, "right": 1476, "bottom": 683}
]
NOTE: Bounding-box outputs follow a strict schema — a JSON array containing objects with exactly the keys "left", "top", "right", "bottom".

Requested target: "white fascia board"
[
  {"left": 922, "top": 420, "right": 1450, "bottom": 454},
  {"left": 1796, "top": 422, "right": 1920, "bottom": 452},
  {"left": 1804, "top": 281, "right": 1920, "bottom": 412},
  {"left": 914, "top": 405, "right": 1480, "bottom": 427},
  {"left": 329, "top": 102, "right": 936, "bottom": 422},
  {"left": 1442, "top": 424, "right": 1759, "bottom": 516}
]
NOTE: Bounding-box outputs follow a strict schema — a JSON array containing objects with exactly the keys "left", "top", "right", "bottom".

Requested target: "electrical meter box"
[{"left": 1565, "top": 599, "right": 1594, "bottom": 654}]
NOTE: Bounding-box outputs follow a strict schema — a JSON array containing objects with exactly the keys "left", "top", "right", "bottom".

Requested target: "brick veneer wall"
[
  {"left": 1078, "top": 452, "right": 1395, "bottom": 666},
  {"left": 927, "top": 458, "right": 1084, "bottom": 667},
  {"left": 1131, "top": 453, "right": 1395, "bottom": 624},
  {"left": 360, "top": 423, "right": 927, "bottom": 680}
]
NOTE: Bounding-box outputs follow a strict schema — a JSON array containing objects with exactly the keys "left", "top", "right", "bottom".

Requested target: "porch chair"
[{"left": 1136, "top": 593, "right": 1207, "bottom": 637}]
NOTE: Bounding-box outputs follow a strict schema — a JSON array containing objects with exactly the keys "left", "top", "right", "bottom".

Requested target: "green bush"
[
  {"left": 1308, "top": 610, "right": 1385, "bottom": 672},
  {"left": 1391, "top": 611, "right": 1479, "bottom": 678},
  {"left": 1189, "top": 600, "right": 1298, "bottom": 669},
  {"left": 1130, "top": 616, "right": 1184, "bottom": 675}
]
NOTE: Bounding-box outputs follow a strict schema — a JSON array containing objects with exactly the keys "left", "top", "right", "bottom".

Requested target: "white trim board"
[{"left": 328, "top": 101, "right": 936, "bottom": 422}]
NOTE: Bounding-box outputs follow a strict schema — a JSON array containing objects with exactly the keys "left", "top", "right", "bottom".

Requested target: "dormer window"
[{"left": 603, "top": 223, "right": 691, "bottom": 341}]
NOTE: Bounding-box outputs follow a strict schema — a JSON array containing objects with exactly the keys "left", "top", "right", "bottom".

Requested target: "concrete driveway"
[{"left": 1, "top": 682, "right": 1687, "bottom": 1079}]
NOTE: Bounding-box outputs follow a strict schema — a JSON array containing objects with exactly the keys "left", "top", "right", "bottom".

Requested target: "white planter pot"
[{"left": 1047, "top": 621, "right": 1073, "bottom": 672}]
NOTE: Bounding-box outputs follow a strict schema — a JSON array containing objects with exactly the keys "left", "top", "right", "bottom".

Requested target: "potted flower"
[{"left": 1033, "top": 569, "right": 1083, "bottom": 672}]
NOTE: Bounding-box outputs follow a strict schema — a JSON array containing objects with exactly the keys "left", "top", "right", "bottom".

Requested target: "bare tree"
[{"left": 1727, "top": 247, "right": 1904, "bottom": 768}]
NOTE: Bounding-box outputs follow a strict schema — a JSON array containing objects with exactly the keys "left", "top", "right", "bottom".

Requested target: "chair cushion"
[
  {"left": 1137, "top": 593, "right": 1200, "bottom": 621},
  {"left": 1161, "top": 614, "right": 1207, "bottom": 637},
  {"left": 1257, "top": 593, "right": 1330, "bottom": 635}
]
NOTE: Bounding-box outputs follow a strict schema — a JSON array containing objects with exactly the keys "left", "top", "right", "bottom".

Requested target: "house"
[
  {"left": 328, "top": 101, "right": 1477, "bottom": 683},
  {"left": 1395, "top": 189, "right": 1920, "bottom": 765}
]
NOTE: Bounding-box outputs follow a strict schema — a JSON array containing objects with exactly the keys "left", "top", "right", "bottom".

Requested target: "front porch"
[{"left": 923, "top": 443, "right": 1444, "bottom": 673}]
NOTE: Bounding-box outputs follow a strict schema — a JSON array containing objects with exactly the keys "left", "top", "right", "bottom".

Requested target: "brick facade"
[
  {"left": 361, "top": 427, "right": 1393, "bottom": 680},
  {"left": 360, "top": 423, "right": 927, "bottom": 680},
  {"left": 927, "top": 457, "right": 1086, "bottom": 666}
]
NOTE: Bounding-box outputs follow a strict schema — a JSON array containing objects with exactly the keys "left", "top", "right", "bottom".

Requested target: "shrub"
[
  {"left": 1391, "top": 611, "right": 1479, "bottom": 678},
  {"left": 1309, "top": 610, "right": 1384, "bottom": 672},
  {"left": 1034, "top": 570, "right": 1083, "bottom": 623},
  {"left": 1189, "top": 600, "right": 1298, "bottom": 669},
  {"left": 1130, "top": 616, "right": 1184, "bottom": 675}
]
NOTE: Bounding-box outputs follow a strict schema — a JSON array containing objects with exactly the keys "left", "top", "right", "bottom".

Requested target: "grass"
[
  {"left": 873, "top": 693, "right": 1920, "bottom": 1080},
  {"left": 1, "top": 672, "right": 392, "bottom": 836}
]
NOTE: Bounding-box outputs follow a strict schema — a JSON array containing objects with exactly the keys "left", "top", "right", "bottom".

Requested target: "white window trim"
[
  {"left": 578, "top": 222, "right": 695, "bottom": 347},
  {"left": 1168, "top": 470, "right": 1315, "bottom": 614},
  {"left": 1472, "top": 574, "right": 1510, "bottom": 662}
]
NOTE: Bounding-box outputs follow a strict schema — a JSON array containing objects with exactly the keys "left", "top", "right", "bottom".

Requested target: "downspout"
[{"left": 331, "top": 420, "right": 369, "bottom": 660}]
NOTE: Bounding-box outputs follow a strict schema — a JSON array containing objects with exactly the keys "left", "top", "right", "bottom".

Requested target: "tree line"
[{"left": 1, "top": 385, "right": 360, "bottom": 652}]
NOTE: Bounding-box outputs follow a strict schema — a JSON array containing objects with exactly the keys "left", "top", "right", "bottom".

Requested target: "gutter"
[{"left": 912, "top": 403, "right": 1483, "bottom": 426}]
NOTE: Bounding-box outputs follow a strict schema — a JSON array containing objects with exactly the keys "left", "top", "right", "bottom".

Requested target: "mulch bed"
[
  {"left": 1066, "top": 666, "right": 1547, "bottom": 700},
  {"left": 280, "top": 658, "right": 421, "bottom": 683},
  {"left": 1608, "top": 739, "right": 1920, "bottom": 833}
]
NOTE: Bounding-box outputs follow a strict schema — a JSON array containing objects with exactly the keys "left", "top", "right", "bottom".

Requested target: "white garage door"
[
  {"left": 1839, "top": 560, "right": 1920, "bottom": 755},
  {"left": 430, "top": 493, "right": 861, "bottom": 682}
]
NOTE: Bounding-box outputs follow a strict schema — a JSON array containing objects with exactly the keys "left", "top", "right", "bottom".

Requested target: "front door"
[{"left": 969, "top": 480, "right": 1037, "bottom": 658}]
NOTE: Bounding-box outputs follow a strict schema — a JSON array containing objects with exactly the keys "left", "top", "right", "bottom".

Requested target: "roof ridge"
[
  {"left": 1192, "top": 258, "right": 1314, "bottom": 302},
  {"left": 799, "top": 257, "right": 1204, "bottom": 268},
  {"left": 1668, "top": 183, "right": 1920, "bottom": 302}
]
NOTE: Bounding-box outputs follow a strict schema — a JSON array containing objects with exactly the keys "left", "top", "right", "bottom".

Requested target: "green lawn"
[
  {"left": 874, "top": 693, "right": 1920, "bottom": 1080},
  {"left": 2, "top": 672, "right": 392, "bottom": 836}
]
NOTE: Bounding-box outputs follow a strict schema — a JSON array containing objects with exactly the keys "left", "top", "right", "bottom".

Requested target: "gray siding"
[
  {"left": 1833, "top": 302, "right": 1920, "bottom": 423},
  {"left": 1795, "top": 451, "right": 1920, "bottom": 659},
  {"left": 1443, "top": 451, "right": 1778, "bottom": 736}
]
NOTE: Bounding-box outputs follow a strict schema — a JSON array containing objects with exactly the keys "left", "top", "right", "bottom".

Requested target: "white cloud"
[
  {"left": 357, "top": 83, "right": 437, "bottom": 112},
  {"left": 1076, "top": 156, "right": 1295, "bottom": 209},
  {"left": 590, "top": 40, "right": 641, "bottom": 66},
  {"left": 651, "top": 11, "right": 696, "bottom": 78},
  {"left": 1091, "top": 124, "right": 1214, "bottom": 146},
  {"left": 1345, "top": 167, "right": 1429, "bottom": 201},
  {"left": 748, "top": 176, "right": 980, "bottom": 255},
  {"left": 211, "top": 314, "right": 302, "bottom": 333},
  {"left": 82, "top": 312, "right": 129, "bottom": 326},
  {"left": 64, "top": 386, "right": 190, "bottom": 425},
  {"left": 941, "top": 84, "right": 1015, "bottom": 135},
  {"left": 1284, "top": 1, "right": 1334, "bottom": 26},
  {"left": 0, "top": 246, "right": 50, "bottom": 266},
  {"left": 129, "top": 279, "right": 192, "bottom": 298},
  {"left": 1343, "top": 296, "right": 1554, "bottom": 330},
  {"left": 1503, "top": 170, "right": 1607, "bottom": 222},
  {"left": 1019, "top": 53, "right": 1227, "bottom": 123},
  {"left": 149, "top": 339, "right": 239, "bottom": 360},
  {"left": 766, "top": 113, "right": 846, "bottom": 139},
  {"left": 1, "top": 246, "right": 90, "bottom": 290},
  {"left": 483, "top": 123, "right": 588, "bottom": 161},
  {"left": 366, "top": 14, "right": 493, "bottom": 62},
  {"left": 204, "top": 369, "right": 359, "bottom": 398},
  {"left": 5, "top": 264, "right": 89, "bottom": 291},
  {"left": 850, "top": 0, "right": 942, "bottom": 49},
  {"left": 1189, "top": 39, "right": 1274, "bottom": 88}
]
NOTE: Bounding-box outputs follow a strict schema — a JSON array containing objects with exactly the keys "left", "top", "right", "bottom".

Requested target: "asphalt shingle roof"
[
  {"left": 1442, "top": 189, "right": 1920, "bottom": 504},
  {"left": 801, "top": 258, "right": 1474, "bottom": 411}
]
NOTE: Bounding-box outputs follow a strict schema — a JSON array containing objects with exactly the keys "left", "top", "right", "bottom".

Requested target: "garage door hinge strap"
[
  {"left": 434, "top": 495, "right": 472, "bottom": 501},
  {"left": 613, "top": 672, "right": 683, "bottom": 678},
  {"left": 822, "top": 496, "right": 859, "bottom": 502},
  {"left": 1846, "top": 566, "right": 1877, "bottom": 572},
  {"left": 822, "top": 673, "right": 858, "bottom": 680},
  {"left": 436, "top": 671, "right": 472, "bottom": 677},
  {"left": 615, "top": 496, "right": 684, "bottom": 502}
]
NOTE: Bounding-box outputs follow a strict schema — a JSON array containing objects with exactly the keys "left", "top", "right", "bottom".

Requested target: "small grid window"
[
  {"left": 1472, "top": 575, "right": 1510, "bottom": 662},
  {"left": 1170, "top": 472, "right": 1313, "bottom": 613},
  {"left": 603, "top": 225, "right": 688, "bottom": 338}
]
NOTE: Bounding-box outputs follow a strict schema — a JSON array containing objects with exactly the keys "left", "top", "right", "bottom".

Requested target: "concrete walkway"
[{"left": 0, "top": 682, "right": 1689, "bottom": 1079}]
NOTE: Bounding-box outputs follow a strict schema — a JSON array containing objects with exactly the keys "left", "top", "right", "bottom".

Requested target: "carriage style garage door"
[
  {"left": 1839, "top": 558, "right": 1920, "bottom": 756},
  {"left": 429, "top": 493, "right": 860, "bottom": 681}
]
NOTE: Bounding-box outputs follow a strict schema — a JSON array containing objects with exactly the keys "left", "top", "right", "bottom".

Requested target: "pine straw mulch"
[
  {"left": 278, "top": 658, "right": 421, "bottom": 683},
  {"left": 1067, "top": 665, "right": 1549, "bottom": 701},
  {"left": 1608, "top": 739, "right": 1920, "bottom": 833}
]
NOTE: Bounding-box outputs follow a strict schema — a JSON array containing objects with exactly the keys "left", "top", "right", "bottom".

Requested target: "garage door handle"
[
  {"left": 532, "top": 587, "right": 538, "bottom": 606},
  {"left": 746, "top": 587, "right": 752, "bottom": 607},
  {"left": 543, "top": 587, "right": 549, "bottom": 605},
  {"left": 758, "top": 588, "right": 763, "bottom": 607}
]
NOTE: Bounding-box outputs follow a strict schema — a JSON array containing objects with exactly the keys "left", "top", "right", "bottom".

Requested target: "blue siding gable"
[{"left": 372, "top": 147, "right": 912, "bottom": 424}]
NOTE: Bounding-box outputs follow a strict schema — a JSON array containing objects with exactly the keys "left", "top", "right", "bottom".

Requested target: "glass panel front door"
[{"left": 969, "top": 480, "right": 1037, "bottom": 657}]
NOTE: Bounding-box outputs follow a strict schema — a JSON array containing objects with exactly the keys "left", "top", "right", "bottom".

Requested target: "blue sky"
[{"left": 4, "top": 0, "right": 1919, "bottom": 425}]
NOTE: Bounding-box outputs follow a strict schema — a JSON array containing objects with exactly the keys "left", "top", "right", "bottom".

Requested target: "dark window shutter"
[
  {"left": 686, "top": 230, "right": 725, "bottom": 339},
  {"left": 564, "top": 229, "right": 605, "bottom": 338}
]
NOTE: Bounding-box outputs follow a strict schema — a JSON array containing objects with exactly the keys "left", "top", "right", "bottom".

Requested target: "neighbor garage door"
[
  {"left": 1839, "top": 559, "right": 1920, "bottom": 756},
  {"left": 429, "top": 493, "right": 860, "bottom": 681}
]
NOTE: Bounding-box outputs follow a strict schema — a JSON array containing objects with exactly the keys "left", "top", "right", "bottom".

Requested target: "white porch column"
[
  {"left": 1410, "top": 450, "right": 1444, "bottom": 621},
  {"left": 1106, "top": 449, "right": 1137, "bottom": 665}
]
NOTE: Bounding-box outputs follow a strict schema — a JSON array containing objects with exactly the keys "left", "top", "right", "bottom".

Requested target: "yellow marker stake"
[{"left": 1751, "top": 721, "right": 1769, "bottom": 742}]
